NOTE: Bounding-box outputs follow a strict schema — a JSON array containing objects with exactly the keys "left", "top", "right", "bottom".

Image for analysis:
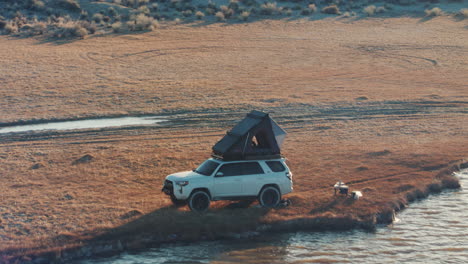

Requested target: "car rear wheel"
[
  {"left": 258, "top": 186, "right": 281, "bottom": 208},
  {"left": 188, "top": 190, "right": 211, "bottom": 212}
]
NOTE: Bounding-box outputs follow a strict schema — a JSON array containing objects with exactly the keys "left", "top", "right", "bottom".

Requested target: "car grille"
[{"left": 162, "top": 180, "right": 174, "bottom": 195}]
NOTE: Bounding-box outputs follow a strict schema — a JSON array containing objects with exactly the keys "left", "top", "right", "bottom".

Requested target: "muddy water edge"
[{"left": 84, "top": 169, "right": 468, "bottom": 264}]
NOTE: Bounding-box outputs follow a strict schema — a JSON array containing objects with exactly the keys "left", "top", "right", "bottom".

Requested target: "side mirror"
[{"left": 215, "top": 172, "right": 224, "bottom": 177}]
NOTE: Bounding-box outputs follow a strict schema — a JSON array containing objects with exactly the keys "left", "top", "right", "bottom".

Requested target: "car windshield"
[{"left": 195, "top": 160, "right": 220, "bottom": 176}]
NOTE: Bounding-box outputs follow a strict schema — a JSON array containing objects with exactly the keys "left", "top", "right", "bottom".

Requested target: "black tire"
[
  {"left": 170, "top": 195, "right": 187, "bottom": 207},
  {"left": 188, "top": 190, "right": 211, "bottom": 212},
  {"left": 258, "top": 186, "right": 281, "bottom": 208}
]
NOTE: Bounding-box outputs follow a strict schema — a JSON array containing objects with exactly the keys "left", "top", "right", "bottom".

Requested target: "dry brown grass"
[
  {"left": 0, "top": 121, "right": 465, "bottom": 261},
  {"left": 0, "top": 18, "right": 466, "bottom": 123},
  {"left": 0, "top": 17, "right": 466, "bottom": 262}
]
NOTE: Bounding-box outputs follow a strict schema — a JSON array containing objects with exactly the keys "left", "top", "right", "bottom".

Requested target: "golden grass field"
[{"left": 0, "top": 16, "right": 467, "bottom": 262}]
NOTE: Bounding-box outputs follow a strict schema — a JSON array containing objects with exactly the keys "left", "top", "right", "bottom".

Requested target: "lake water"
[
  {"left": 85, "top": 169, "right": 467, "bottom": 264},
  {"left": 0, "top": 116, "right": 166, "bottom": 134}
]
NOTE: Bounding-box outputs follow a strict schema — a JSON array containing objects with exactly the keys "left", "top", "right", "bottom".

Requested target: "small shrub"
[
  {"left": 32, "top": 0, "right": 45, "bottom": 10},
  {"left": 81, "top": 21, "right": 96, "bottom": 34},
  {"left": 56, "top": 0, "right": 81, "bottom": 12},
  {"left": 322, "top": 5, "right": 340, "bottom": 15},
  {"left": 0, "top": 20, "right": 6, "bottom": 30},
  {"left": 239, "top": 11, "right": 250, "bottom": 21},
  {"left": 50, "top": 21, "right": 88, "bottom": 38},
  {"left": 376, "top": 7, "right": 386, "bottom": 13},
  {"left": 112, "top": 21, "right": 124, "bottom": 33},
  {"left": 229, "top": 0, "right": 240, "bottom": 11},
  {"left": 260, "top": 2, "right": 279, "bottom": 16},
  {"left": 4, "top": 22, "right": 18, "bottom": 34},
  {"left": 308, "top": 4, "right": 317, "bottom": 13},
  {"left": 205, "top": 7, "right": 216, "bottom": 15},
  {"left": 456, "top": 8, "right": 468, "bottom": 19},
  {"left": 342, "top": 11, "right": 352, "bottom": 18},
  {"left": 74, "top": 26, "right": 88, "bottom": 38},
  {"left": 220, "top": 6, "right": 234, "bottom": 18},
  {"left": 19, "top": 24, "right": 39, "bottom": 36},
  {"left": 93, "top": 13, "right": 104, "bottom": 23},
  {"left": 215, "top": 11, "right": 225, "bottom": 21},
  {"left": 425, "top": 7, "right": 443, "bottom": 17},
  {"left": 195, "top": 11, "right": 205, "bottom": 19},
  {"left": 150, "top": 3, "right": 159, "bottom": 11},
  {"left": 182, "top": 10, "right": 193, "bottom": 17},
  {"left": 363, "top": 5, "right": 376, "bottom": 16},
  {"left": 23, "top": 22, "right": 47, "bottom": 35},
  {"left": 138, "top": 5, "right": 150, "bottom": 15},
  {"left": 301, "top": 8, "right": 311, "bottom": 16},
  {"left": 207, "top": 2, "right": 217, "bottom": 9},
  {"left": 128, "top": 13, "right": 158, "bottom": 31},
  {"left": 79, "top": 10, "right": 88, "bottom": 19}
]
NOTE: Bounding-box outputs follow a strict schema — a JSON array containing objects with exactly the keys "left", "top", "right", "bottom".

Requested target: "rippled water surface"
[
  {"left": 85, "top": 170, "right": 467, "bottom": 264},
  {"left": 0, "top": 116, "right": 166, "bottom": 134}
]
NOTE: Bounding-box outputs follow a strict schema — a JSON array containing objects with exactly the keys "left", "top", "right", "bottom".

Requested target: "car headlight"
[{"left": 175, "top": 181, "right": 189, "bottom": 186}]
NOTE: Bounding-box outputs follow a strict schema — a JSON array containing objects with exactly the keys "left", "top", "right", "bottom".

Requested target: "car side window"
[
  {"left": 241, "top": 162, "right": 264, "bottom": 175},
  {"left": 218, "top": 162, "right": 264, "bottom": 176},
  {"left": 266, "top": 161, "right": 286, "bottom": 172},
  {"left": 218, "top": 163, "right": 243, "bottom": 177}
]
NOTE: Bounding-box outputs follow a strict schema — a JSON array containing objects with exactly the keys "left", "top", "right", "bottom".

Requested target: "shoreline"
[{"left": 3, "top": 159, "right": 465, "bottom": 264}]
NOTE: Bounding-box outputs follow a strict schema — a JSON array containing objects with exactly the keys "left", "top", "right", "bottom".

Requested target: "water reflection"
[{"left": 0, "top": 116, "right": 166, "bottom": 134}]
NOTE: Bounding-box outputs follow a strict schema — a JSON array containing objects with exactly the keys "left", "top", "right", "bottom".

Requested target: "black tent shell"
[{"left": 212, "top": 110, "right": 287, "bottom": 161}]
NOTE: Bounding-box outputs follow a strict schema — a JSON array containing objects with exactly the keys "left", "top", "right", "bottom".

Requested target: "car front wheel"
[
  {"left": 258, "top": 186, "right": 281, "bottom": 208},
  {"left": 188, "top": 190, "right": 211, "bottom": 212},
  {"left": 170, "top": 195, "right": 187, "bottom": 207}
]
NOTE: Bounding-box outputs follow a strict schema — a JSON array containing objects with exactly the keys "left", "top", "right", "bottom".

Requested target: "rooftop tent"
[{"left": 212, "top": 110, "right": 287, "bottom": 160}]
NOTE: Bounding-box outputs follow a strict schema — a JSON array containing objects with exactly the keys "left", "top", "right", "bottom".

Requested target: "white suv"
[{"left": 162, "top": 158, "right": 293, "bottom": 212}]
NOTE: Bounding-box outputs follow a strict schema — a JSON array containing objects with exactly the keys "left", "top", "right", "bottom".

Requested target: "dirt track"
[{"left": 0, "top": 99, "right": 466, "bottom": 142}]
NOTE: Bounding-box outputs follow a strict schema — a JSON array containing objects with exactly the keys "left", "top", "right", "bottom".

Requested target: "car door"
[
  {"left": 264, "top": 160, "right": 289, "bottom": 192},
  {"left": 239, "top": 162, "right": 265, "bottom": 196},
  {"left": 212, "top": 163, "right": 243, "bottom": 198}
]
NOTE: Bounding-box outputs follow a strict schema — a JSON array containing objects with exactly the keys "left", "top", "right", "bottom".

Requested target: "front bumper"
[
  {"left": 162, "top": 180, "right": 174, "bottom": 195},
  {"left": 162, "top": 179, "right": 189, "bottom": 199}
]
